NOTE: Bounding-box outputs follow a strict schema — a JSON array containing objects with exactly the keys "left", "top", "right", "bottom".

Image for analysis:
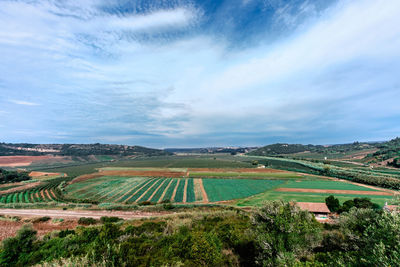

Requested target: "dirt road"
[{"left": 0, "top": 209, "right": 165, "bottom": 219}]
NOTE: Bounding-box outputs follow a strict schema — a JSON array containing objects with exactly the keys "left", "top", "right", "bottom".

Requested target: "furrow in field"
[
  {"left": 198, "top": 179, "right": 209, "bottom": 203},
  {"left": 147, "top": 179, "right": 167, "bottom": 202},
  {"left": 123, "top": 179, "right": 155, "bottom": 203},
  {"left": 70, "top": 180, "right": 106, "bottom": 198},
  {"left": 114, "top": 179, "right": 151, "bottom": 203},
  {"left": 100, "top": 179, "right": 141, "bottom": 201},
  {"left": 171, "top": 179, "right": 180, "bottom": 201},
  {"left": 85, "top": 179, "right": 128, "bottom": 200},
  {"left": 157, "top": 179, "right": 174, "bottom": 203},
  {"left": 182, "top": 178, "right": 188, "bottom": 203},
  {"left": 136, "top": 179, "right": 162, "bottom": 203}
]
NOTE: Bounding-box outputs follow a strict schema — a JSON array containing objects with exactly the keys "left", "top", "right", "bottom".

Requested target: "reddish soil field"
[
  {"left": 0, "top": 220, "right": 78, "bottom": 242},
  {"left": 0, "top": 156, "right": 53, "bottom": 167},
  {"left": 275, "top": 188, "right": 394, "bottom": 196},
  {"left": 188, "top": 168, "right": 287, "bottom": 173},
  {"left": 29, "top": 171, "right": 62, "bottom": 178}
]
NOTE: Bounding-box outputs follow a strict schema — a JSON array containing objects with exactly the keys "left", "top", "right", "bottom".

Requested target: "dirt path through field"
[
  {"left": 148, "top": 179, "right": 167, "bottom": 202},
  {"left": 275, "top": 188, "right": 394, "bottom": 196},
  {"left": 198, "top": 179, "right": 209, "bottom": 203},
  {"left": 0, "top": 209, "right": 165, "bottom": 220},
  {"left": 182, "top": 179, "right": 188, "bottom": 203},
  {"left": 171, "top": 179, "right": 180, "bottom": 201},
  {"left": 158, "top": 179, "right": 174, "bottom": 203}
]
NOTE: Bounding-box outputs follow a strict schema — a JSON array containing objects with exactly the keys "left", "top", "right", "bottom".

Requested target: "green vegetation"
[
  {"left": 325, "top": 195, "right": 380, "bottom": 213},
  {"left": 369, "top": 137, "right": 400, "bottom": 165},
  {"left": 237, "top": 190, "right": 393, "bottom": 207},
  {"left": 249, "top": 142, "right": 375, "bottom": 156},
  {"left": 0, "top": 177, "right": 71, "bottom": 204},
  {"left": 203, "top": 179, "right": 284, "bottom": 202},
  {"left": 245, "top": 155, "right": 400, "bottom": 189},
  {"left": 0, "top": 168, "right": 30, "bottom": 184},
  {"left": 282, "top": 180, "right": 377, "bottom": 191},
  {"left": 0, "top": 142, "right": 170, "bottom": 157},
  {"left": 1, "top": 202, "right": 399, "bottom": 266}
]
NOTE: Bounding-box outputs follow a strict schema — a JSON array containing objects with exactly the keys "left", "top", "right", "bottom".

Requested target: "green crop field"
[
  {"left": 189, "top": 172, "right": 299, "bottom": 179},
  {"left": 236, "top": 191, "right": 394, "bottom": 207},
  {"left": 64, "top": 175, "right": 290, "bottom": 204},
  {"left": 202, "top": 179, "right": 285, "bottom": 202},
  {"left": 281, "top": 180, "right": 378, "bottom": 191}
]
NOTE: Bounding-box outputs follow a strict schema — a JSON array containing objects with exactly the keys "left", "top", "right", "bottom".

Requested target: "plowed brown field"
[{"left": 0, "top": 156, "right": 53, "bottom": 167}]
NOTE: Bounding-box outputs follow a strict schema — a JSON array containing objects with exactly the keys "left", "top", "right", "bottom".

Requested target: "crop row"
[{"left": 0, "top": 177, "right": 70, "bottom": 204}]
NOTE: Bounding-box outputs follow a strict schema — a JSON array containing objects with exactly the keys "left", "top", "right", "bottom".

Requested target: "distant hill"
[
  {"left": 248, "top": 142, "right": 377, "bottom": 156},
  {"left": 165, "top": 147, "right": 258, "bottom": 154},
  {"left": 0, "top": 143, "right": 170, "bottom": 157},
  {"left": 367, "top": 137, "right": 400, "bottom": 167}
]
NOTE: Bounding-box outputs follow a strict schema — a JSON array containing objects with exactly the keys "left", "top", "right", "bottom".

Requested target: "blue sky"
[{"left": 0, "top": 0, "right": 399, "bottom": 148}]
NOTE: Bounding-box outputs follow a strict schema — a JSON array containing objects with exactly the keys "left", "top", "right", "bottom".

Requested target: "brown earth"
[
  {"left": 0, "top": 181, "right": 41, "bottom": 194},
  {"left": 29, "top": 171, "right": 62, "bottom": 178},
  {"left": 188, "top": 168, "right": 287, "bottom": 173},
  {"left": 198, "top": 179, "right": 209, "bottom": 203},
  {"left": 0, "top": 219, "right": 78, "bottom": 242},
  {"left": 0, "top": 156, "right": 53, "bottom": 167},
  {"left": 182, "top": 179, "right": 188, "bottom": 203},
  {"left": 275, "top": 188, "right": 394, "bottom": 196}
]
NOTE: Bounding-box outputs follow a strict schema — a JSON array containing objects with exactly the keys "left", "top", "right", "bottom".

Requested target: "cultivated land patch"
[
  {"left": 275, "top": 188, "right": 393, "bottom": 196},
  {"left": 282, "top": 180, "right": 379, "bottom": 191},
  {"left": 0, "top": 156, "right": 53, "bottom": 167},
  {"left": 202, "top": 179, "right": 284, "bottom": 202}
]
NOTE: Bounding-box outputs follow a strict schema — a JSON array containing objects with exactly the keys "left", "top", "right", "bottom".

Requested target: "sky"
[{"left": 0, "top": 0, "right": 399, "bottom": 148}]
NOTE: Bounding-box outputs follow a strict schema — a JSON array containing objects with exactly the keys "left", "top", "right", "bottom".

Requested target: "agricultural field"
[
  {"left": 0, "top": 177, "right": 68, "bottom": 204},
  {"left": 236, "top": 178, "right": 396, "bottom": 207},
  {"left": 64, "top": 174, "right": 287, "bottom": 204}
]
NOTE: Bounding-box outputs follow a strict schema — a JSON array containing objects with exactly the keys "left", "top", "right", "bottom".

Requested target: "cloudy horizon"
[{"left": 0, "top": 0, "right": 399, "bottom": 148}]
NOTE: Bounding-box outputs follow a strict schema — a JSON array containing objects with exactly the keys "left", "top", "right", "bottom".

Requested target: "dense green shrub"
[
  {"left": 100, "top": 216, "right": 122, "bottom": 224},
  {"left": 78, "top": 217, "right": 97, "bottom": 225}
]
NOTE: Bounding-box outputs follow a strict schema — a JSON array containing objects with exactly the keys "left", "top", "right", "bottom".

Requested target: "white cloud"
[
  {"left": 9, "top": 100, "right": 40, "bottom": 106},
  {"left": 107, "top": 8, "right": 198, "bottom": 32}
]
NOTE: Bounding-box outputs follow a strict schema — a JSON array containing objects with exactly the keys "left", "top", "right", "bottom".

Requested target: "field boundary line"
[
  {"left": 171, "top": 179, "right": 180, "bottom": 201},
  {"left": 182, "top": 179, "right": 188, "bottom": 203},
  {"left": 148, "top": 179, "right": 167, "bottom": 202},
  {"left": 158, "top": 179, "right": 174, "bottom": 203},
  {"left": 198, "top": 179, "right": 209, "bottom": 203},
  {"left": 136, "top": 179, "right": 160, "bottom": 203},
  {"left": 275, "top": 188, "right": 394, "bottom": 195}
]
